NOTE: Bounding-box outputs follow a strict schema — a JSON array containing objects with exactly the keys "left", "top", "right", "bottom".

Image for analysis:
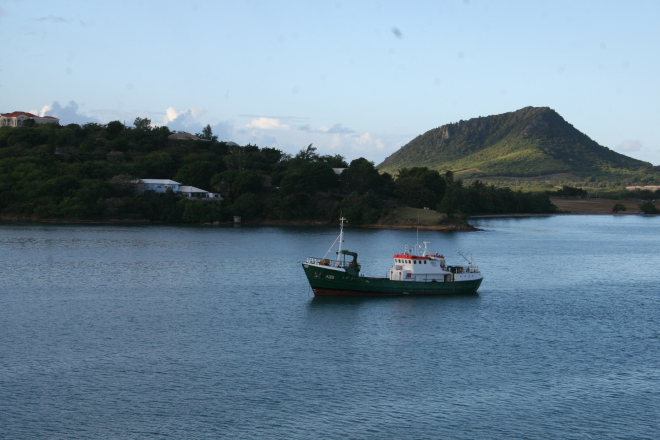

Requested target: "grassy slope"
[{"left": 378, "top": 107, "right": 653, "bottom": 184}]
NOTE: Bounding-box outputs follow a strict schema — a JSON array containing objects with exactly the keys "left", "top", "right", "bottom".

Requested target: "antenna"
[{"left": 457, "top": 251, "right": 473, "bottom": 265}]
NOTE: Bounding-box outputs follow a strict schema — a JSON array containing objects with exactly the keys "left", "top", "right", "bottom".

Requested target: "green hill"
[{"left": 378, "top": 107, "right": 658, "bottom": 187}]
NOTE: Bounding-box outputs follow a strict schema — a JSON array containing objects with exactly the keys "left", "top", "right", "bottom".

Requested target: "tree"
[
  {"left": 232, "top": 170, "right": 263, "bottom": 197},
  {"left": 343, "top": 158, "right": 389, "bottom": 194},
  {"left": 197, "top": 124, "right": 218, "bottom": 141},
  {"left": 397, "top": 167, "right": 447, "bottom": 202},
  {"left": 394, "top": 177, "right": 438, "bottom": 209},
  {"left": 174, "top": 161, "right": 218, "bottom": 190},
  {"left": 319, "top": 154, "right": 348, "bottom": 168},
  {"left": 612, "top": 203, "right": 626, "bottom": 213},
  {"left": 133, "top": 152, "right": 176, "bottom": 178},
  {"left": 133, "top": 117, "right": 151, "bottom": 130},
  {"left": 232, "top": 193, "right": 263, "bottom": 220},
  {"left": 295, "top": 144, "right": 319, "bottom": 162},
  {"left": 639, "top": 200, "right": 659, "bottom": 214},
  {"left": 445, "top": 170, "right": 454, "bottom": 186},
  {"left": 106, "top": 120, "right": 125, "bottom": 136}
]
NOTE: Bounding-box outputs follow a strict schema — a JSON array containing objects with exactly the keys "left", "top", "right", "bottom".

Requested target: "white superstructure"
[{"left": 389, "top": 245, "right": 482, "bottom": 283}]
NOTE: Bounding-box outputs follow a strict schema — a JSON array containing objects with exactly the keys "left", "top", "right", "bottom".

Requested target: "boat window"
[{"left": 424, "top": 261, "right": 427, "bottom": 264}]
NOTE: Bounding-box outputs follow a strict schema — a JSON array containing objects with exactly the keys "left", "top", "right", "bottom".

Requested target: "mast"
[
  {"left": 337, "top": 217, "right": 346, "bottom": 264},
  {"left": 416, "top": 210, "right": 419, "bottom": 255}
]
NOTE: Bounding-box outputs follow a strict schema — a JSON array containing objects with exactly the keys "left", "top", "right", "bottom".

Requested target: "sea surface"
[{"left": 1, "top": 216, "right": 659, "bottom": 439}]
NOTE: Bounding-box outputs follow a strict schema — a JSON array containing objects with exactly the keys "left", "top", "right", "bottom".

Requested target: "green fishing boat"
[{"left": 302, "top": 218, "right": 484, "bottom": 297}]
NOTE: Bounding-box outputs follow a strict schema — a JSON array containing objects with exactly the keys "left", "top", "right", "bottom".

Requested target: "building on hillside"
[
  {"left": 167, "top": 132, "right": 201, "bottom": 141},
  {"left": 135, "top": 179, "right": 222, "bottom": 200},
  {"left": 1, "top": 111, "right": 59, "bottom": 126},
  {"left": 136, "top": 179, "right": 181, "bottom": 193},
  {"left": 179, "top": 185, "right": 223, "bottom": 200}
]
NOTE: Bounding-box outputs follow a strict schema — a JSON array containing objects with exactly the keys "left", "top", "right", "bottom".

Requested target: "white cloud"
[
  {"left": 210, "top": 121, "right": 235, "bottom": 143},
  {"left": 229, "top": 117, "right": 407, "bottom": 163},
  {"left": 38, "top": 105, "right": 51, "bottom": 116},
  {"left": 243, "top": 117, "right": 288, "bottom": 130},
  {"left": 38, "top": 101, "right": 172, "bottom": 126},
  {"left": 41, "top": 100, "right": 98, "bottom": 124},
  {"left": 162, "top": 106, "right": 205, "bottom": 125},
  {"left": 356, "top": 132, "right": 385, "bottom": 150},
  {"left": 161, "top": 106, "right": 207, "bottom": 133},
  {"left": 617, "top": 139, "right": 642, "bottom": 152}
]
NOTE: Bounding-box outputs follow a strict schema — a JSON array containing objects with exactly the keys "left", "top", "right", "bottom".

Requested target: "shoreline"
[
  {"left": 3, "top": 197, "right": 657, "bottom": 228},
  {"left": 0, "top": 216, "right": 478, "bottom": 231},
  {"left": 470, "top": 197, "right": 659, "bottom": 218}
]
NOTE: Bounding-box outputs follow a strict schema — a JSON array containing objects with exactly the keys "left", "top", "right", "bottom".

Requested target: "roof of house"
[
  {"left": 179, "top": 186, "right": 208, "bottom": 193},
  {"left": 168, "top": 132, "right": 200, "bottom": 140},
  {"left": 139, "top": 179, "right": 181, "bottom": 185},
  {"left": 1, "top": 111, "right": 58, "bottom": 119}
]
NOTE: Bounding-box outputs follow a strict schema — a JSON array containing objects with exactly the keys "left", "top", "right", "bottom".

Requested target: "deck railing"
[
  {"left": 305, "top": 257, "right": 346, "bottom": 268},
  {"left": 449, "top": 265, "right": 480, "bottom": 274}
]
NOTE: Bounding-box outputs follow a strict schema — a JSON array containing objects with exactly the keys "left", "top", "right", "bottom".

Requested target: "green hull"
[{"left": 302, "top": 263, "right": 482, "bottom": 297}]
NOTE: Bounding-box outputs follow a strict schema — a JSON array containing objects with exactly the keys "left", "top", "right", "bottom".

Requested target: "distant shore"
[
  {"left": 2, "top": 197, "right": 656, "bottom": 228},
  {"left": 547, "top": 197, "right": 650, "bottom": 215},
  {"left": 0, "top": 215, "right": 477, "bottom": 231},
  {"left": 471, "top": 197, "right": 655, "bottom": 218}
]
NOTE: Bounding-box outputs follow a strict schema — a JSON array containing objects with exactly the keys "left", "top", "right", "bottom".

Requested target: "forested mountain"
[{"left": 378, "top": 107, "right": 658, "bottom": 187}]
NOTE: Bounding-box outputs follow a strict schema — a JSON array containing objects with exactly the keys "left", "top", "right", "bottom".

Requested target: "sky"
[{"left": 2, "top": 0, "right": 659, "bottom": 165}]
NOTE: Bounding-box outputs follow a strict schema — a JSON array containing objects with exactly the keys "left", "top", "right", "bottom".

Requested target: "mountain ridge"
[{"left": 377, "top": 107, "right": 654, "bottom": 184}]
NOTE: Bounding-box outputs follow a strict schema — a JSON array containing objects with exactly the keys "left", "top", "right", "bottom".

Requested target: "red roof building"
[{"left": 1, "top": 111, "right": 59, "bottom": 127}]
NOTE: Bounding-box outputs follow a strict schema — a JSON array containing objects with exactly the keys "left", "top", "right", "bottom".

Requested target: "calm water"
[{"left": 1, "top": 216, "right": 659, "bottom": 439}]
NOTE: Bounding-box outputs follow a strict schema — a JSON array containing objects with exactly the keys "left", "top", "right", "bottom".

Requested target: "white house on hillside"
[
  {"left": 1, "top": 111, "right": 59, "bottom": 126},
  {"left": 179, "top": 186, "right": 223, "bottom": 200},
  {"left": 136, "top": 179, "right": 222, "bottom": 200},
  {"left": 136, "top": 179, "right": 181, "bottom": 193}
]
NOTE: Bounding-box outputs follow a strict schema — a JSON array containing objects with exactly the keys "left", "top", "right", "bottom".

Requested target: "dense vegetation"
[
  {"left": 546, "top": 186, "right": 589, "bottom": 198},
  {"left": 378, "top": 107, "right": 659, "bottom": 189},
  {"left": 0, "top": 121, "right": 556, "bottom": 225}
]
